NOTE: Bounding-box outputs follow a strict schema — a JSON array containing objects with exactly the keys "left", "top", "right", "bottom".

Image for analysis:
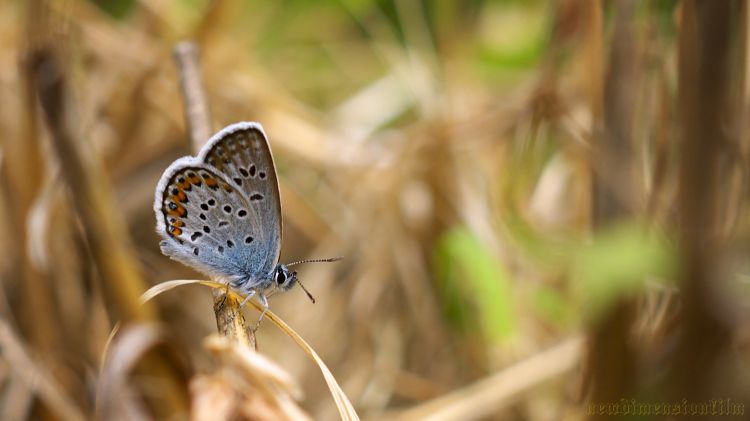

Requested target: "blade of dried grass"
[
  {"left": 205, "top": 335, "right": 302, "bottom": 398},
  {"left": 204, "top": 335, "right": 312, "bottom": 421},
  {"left": 141, "top": 280, "right": 360, "bottom": 421},
  {"left": 31, "top": 47, "right": 190, "bottom": 416},
  {"left": 389, "top": 337, "right": 583, "bottom": 421},
  {"left": 0, "top": 320, "right": 85, "bottom": 421},
  {"left": 30, "top": 47, "right": 155, "bottom": 322},
  {"left": 96, "top": 323, "right": 165, "bottom": 419},
  {"left": 263, "top": 309, "right": 360, "bottom": 421},
  {"left": 189, "top": 375, "right": 236, "bottom": 421},
  {"left": 0, "top": 374, "right": 34, "bottom": 421},
  {"left": 139, "top": 279, "right": 224, "bottom": 304}
]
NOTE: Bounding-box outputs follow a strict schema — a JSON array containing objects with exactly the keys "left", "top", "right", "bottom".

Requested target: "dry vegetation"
[{"left": 0, "top": 0, "right": 749, "bottom": 420}]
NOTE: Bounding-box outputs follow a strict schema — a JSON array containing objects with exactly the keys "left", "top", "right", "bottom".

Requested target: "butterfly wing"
[
  {"left": 154, "top": 122, "right": 282, "bottom": 285},
  {"left": 198, "top": 122, "right": 282, "bottom": 272}
]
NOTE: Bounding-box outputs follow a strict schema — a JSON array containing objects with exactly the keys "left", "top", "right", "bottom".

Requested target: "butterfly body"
[{"left": 154, "top": 122, "right": 295, "bottom": 302}]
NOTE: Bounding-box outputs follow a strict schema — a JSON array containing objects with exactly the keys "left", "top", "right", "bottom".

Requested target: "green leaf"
[
  {"left": 571, "top": 223, "right": 676, "bottom": 320},
  {"left": 530, "top": 286, "right": 573, "bottom": 328},
  {"left": 89, "top": 0, "right": 136, "bottom": 20},
  {"left": 435, "top": 228, "right": 516, "bottom": 343},
  {"left": 474, "top": 3, "right": 548, "bottom": 73}
]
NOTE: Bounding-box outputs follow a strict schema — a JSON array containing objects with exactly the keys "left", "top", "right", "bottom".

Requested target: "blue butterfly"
[{"left": 154, "top": 122, "right": 337, "bottom": 320}]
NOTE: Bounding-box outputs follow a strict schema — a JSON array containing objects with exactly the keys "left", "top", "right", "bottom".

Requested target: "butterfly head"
[
  {"left": 273, "top": 264, "right": 297, "bottom": 291},
  {"left": 272, "top": 263, "right": 320, "bottom": 303}
]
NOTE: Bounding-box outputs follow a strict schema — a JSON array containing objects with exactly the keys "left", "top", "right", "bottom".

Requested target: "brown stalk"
[
  {"left": 671, "top": 0, "right": 739, "bottom": 401},
  {"left": 172, "top": 41, "right": 255, "bottom": 349},
  {"left": 586, "top": 0, "right": 637, "bottom": 415},
  {"left": 4, "top": 0, "right": 60, "bottom": 360},
  {"left": 29, "top": 47, "right": 189, "bottom": 418}
]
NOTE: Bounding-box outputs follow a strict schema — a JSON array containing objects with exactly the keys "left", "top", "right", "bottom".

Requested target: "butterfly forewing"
[
  {"left": 154, "top": 122, "right": 282, "bottom": 284},
  {"left": 199, "top": 123, "right": 282, "bottom": 270}
]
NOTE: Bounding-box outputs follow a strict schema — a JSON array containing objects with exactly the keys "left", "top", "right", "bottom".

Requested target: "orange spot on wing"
[
  {"left": 175, "top": 190, "right": 187, "bottom": 202},
  {"left": 173, "top": 205, "right": 187, "bottom": 217}
]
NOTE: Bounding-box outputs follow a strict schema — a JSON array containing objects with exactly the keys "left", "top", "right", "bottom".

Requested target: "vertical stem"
[
  {"left": 672, "top": 0, "right": 739, "bottom": 400},
  {"left": 173, "top": 42, "right": 212, "bottom": 151},
  {"left": 30, "top": 48, "right": 189, "bottom": 419},
  {"left": 586, "top": 0, "right": 636, "bottom": 415},
  {"left": 172, "top": 41, "right": 255, "bottom": 349},
  {"left": 6, "top": 0, "right": 59, "bottom": 357}
]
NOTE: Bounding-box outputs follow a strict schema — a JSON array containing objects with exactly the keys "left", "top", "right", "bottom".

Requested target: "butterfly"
[{"left": 154, "top": 122, "right": 338, "bottom": 321}]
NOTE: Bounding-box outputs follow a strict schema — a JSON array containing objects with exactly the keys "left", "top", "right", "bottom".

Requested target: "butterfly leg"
[
  {"left": 251, "top": 294, "right": 269, "bottom": 332},
  {"left": 239, "top": 289, "right": 256, "bottom": 307}
]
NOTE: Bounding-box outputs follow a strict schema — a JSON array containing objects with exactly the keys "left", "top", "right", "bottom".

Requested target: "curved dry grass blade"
[
  {"left": 263, "top": 310, "right": 360, "bottom": 421},
  {"left": 99, "top": 322, "right": 120, "bottom": 373},
  {"left": 141, "top": 280, "right": 360, "bottom": 421},
  {"left": 140, "top": 279, "right": 224, "bottom": 304}
]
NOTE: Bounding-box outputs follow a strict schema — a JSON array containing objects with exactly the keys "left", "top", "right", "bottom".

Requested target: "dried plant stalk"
[
  {"left": 29, "top": 47, "right": 189, "bottom": 418},
  {"left": 172, "top": 41, "right": 255, "bottom": 349},
  {"left": 141, "top": 279, "right": 360, "bottom": 420},
  {"left": 586, "top": 0, "right": 637, "bottom": 406},
  {"left": 672, "top": 0, "right": 737, "bottom": 400}
]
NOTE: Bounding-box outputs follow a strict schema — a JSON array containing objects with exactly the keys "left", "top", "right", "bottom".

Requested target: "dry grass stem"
[
  {"left": 141, "top": 279, "right": 360, "bottom": 420},
  {"left": 29, "top": 45, "right": 189, "bottom": 417},
  {"left": 172, "top": 40, "right": 255, "bottom": 350},
  {"left": 390, "top": 337, "right": 583, "bottom": 421}
]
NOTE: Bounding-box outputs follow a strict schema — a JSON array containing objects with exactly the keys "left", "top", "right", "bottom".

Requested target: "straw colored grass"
[
  {"left": 142, "top": 279, "right": 359, "bottom": 421},
  {"left": 1, "top": 1, "right": 748, "bottom": 419}
]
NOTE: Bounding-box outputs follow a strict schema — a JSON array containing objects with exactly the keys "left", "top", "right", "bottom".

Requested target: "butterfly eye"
[{"left": 275, "top": 269, "right": 287, "bottom": 286}]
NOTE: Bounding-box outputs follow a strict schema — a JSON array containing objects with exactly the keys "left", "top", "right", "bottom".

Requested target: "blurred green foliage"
[
  {"left": 571, "top": 223, "right": 675, "bottom": 320},
  {"left": 474, "top": 2, "right": 548, "bottom": 73},
  {"left": 530, "top": 286, "right": 573, "bottom": 328},
  {"left": 91, "top": 0, "right": 136, "bottom": 19},
  {"left": 435, "top": 228, "right": 516, "bottom": 344}
]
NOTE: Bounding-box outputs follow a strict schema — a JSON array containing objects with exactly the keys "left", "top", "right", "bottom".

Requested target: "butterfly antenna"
[
  {"left": 297, "top": 278, "right": 316, "bottom": 304},
  {"left": 286, "top": 256, "right": 343, "bottom": 267},
  {"left": 287, "top": 257, "right": 341, "bottom": 303}
]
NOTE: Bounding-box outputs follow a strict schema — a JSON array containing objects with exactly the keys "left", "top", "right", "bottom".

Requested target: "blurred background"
[{"left": 1, "top": 0, "right": 749, "bottom": 419}]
